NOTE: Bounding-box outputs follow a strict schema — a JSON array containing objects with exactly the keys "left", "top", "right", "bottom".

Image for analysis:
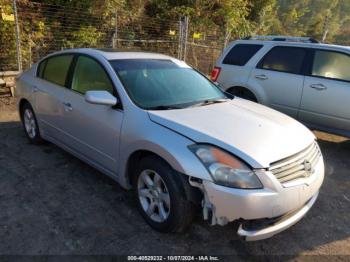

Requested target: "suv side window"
[
  {"left": 258, "top": 46, "right": 307, "bottom": 74},
  {"left": 312, "top": 50, "right": 350, "bottom": 82},
  {"left": 71, "top": 55, "right": 114, "bottom": 95},
  {"left": 42, "top": 55, "right": 74, "bottom": 86},
  {"left": 223, "top": 44, "right": 263, "bottom": 66}
]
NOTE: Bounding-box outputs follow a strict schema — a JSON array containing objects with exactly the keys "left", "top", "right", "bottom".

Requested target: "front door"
[{"left": 61, "top": 55, "right": 123, "bottom": 173}]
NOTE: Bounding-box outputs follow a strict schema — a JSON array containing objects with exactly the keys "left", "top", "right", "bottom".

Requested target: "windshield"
[{"left": 109, "top": 59, "right": 227, "bottom": 109}]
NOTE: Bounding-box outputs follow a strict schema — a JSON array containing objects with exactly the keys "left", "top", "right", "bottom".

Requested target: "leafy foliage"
[{"left": 2, "top": 0, "right": 350, "bottom": 71}]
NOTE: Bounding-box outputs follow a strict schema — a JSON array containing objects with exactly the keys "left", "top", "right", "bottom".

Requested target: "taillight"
[{"left": 210, "top": 66, "right": 221, "bottom": 82}]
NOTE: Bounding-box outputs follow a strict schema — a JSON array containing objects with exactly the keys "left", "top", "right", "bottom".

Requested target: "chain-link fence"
[
  {"left": 3, "top": 1, "right": 350, "bottom": 75},
  {"left": 1, "top": 0, "right": 225, "bottom": 74},
  {"left": 114, "top": 10, "right": 181, "bottom": 58},
  {"left": 16, "top": 1, "right": 119, "bottom": 70}
]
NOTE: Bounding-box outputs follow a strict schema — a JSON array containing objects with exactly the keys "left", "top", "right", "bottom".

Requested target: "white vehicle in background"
[
  {"left": 212, "top": 35, "right": 350, "bottom": 138},
  {"left": 16, "top": 48, "right": 324, "bottom": 241}
]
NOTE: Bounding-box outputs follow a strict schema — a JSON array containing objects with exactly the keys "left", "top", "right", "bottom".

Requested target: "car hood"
[{"left": 148, "top": 98, "right": 315, "bottom": 168}]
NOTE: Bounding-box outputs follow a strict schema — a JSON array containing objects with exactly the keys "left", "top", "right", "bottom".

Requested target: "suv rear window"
[
  {"left": 258, "top": 46, "right": 306, "bottom": 74},
  {"left": 223, "top": 44, "right": 263, "bottom": 66},
  {"left": 312, "top": 50, "right": 350, "bottom": 82}
]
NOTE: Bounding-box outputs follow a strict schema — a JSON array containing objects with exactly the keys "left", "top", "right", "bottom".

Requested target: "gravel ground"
[{"left": 0, "top": 97, "right": 349, "bottom": 259}]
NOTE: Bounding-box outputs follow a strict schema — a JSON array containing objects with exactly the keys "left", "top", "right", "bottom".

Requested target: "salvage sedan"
[{"left": 15, "top": 49, "right": 324, "bottom": 240}]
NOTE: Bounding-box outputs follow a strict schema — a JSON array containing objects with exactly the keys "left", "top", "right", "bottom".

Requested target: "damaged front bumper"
[
  {"left": 237, "top": 191, "right": 318, "bottom": 241},
  {"left": 189, "top": 155, "right": 324, "bottom": 241}
]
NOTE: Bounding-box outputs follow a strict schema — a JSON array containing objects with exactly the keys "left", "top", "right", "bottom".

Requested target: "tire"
[
  {"left": 21, "top": 102, "right": 44, "bottom": 144},
  {"left": 133, "top": 155, "right": 196, "bottom": 233},
  {"left": 228, "top": 87, "right": 257, "bottom": 102}
]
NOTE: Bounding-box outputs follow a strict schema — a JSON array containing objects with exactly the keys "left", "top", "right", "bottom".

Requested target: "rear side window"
[
  {"left": 42, "top": 55, "right": 74, "bottom": 86},
  {"left": 312, "top": 50, "right": 350, "bottom": 81},
  {"left": 258, "top": 46, "right": 306, "bottom": 74},
  {"left": 223, "top": 44, "right": 263, "bottom": 66},
  {"left": 37, "top": 59, "right": 47, "bottom": 78}
]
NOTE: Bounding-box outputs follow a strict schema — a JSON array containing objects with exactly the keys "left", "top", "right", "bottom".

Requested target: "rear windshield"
[
  {"left": 109, "top": 59, "right": 226, "bottom": 109},
  {"left": 223, "top": 44, "right": 263, "bottom": 66}
]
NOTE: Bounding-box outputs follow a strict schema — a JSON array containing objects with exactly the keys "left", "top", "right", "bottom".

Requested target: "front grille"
[{"left": 269, "top": 142, "right": 321, "bottom": 184}]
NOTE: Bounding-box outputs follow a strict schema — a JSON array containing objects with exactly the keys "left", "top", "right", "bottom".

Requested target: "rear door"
[
  {"left": 248, "top": 46, "right": 308, "bottom": 118},
  {"left": 299, "top": 49, "right": 350, "bottom": 133},
  {"left": 33, "top": 54, "right": 74, "bottom": 142},
  {"left": 60, "top": 54, "right": 123, "bottom": 173}
]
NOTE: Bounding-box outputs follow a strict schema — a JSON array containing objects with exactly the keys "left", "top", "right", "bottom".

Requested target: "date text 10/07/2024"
[{"left": 127, "top": 256, "right": 220, "bottom": 261}]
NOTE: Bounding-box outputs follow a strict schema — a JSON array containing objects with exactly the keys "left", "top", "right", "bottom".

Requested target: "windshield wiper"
[
  {"left": 147, "top": 98, "right": 229, "bottom": 110},
  {"left": 147, "top": 105, "right": 182, "bottom": 110},
  {"left": 189, "top": 98, "right": 229, "bottom": 108}
]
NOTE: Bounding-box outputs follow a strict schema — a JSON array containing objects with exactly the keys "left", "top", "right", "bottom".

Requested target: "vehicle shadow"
[{"left": 0, "top": 121, "right": 349, "bottom": 257}]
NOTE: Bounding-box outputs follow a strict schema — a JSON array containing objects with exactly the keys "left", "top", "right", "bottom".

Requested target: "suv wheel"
[
  {"left": 228, "top": 87, "right": 257, "bottom": 102},
  {"left": 133, "top": 155, "right": 196, "bottom": 232},
  {"left": 21, "top": 103, "right": 43, "bottom": 144}
]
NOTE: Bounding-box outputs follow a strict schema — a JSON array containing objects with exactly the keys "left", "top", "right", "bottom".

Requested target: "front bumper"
[
  {"left": 200, "top": 154, "right": 324, "bottom": 240},
  {"left": 237, "top": 191, "right": 318, "bottom": 241}
]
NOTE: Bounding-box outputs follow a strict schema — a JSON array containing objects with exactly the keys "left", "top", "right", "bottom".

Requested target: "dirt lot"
[{"left": 0, "top": 97, "right": 349, "bottom": 259}]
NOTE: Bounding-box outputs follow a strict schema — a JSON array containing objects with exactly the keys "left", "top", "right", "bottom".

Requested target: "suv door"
[
  {"left": 248, "top": 46, "right": 308, "bottom": 118},
  {"left": 61, "top": 55, "right": 123, "bottom": 173},
  {"left": 299, "top": 49, "right": 350, "bottom": 134},
  {"left": 33, "top": 54, "right": 74, "bottom": 141}
]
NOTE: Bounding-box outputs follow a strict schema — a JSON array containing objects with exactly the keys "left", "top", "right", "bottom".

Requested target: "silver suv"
[{"left": 213, "top": 36, "right": 350, "bottom": 137}]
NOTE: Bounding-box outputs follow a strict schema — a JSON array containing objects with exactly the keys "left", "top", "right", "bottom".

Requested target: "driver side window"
[{"left": 72, "top": 56, "right": 114, "bottom": 94}]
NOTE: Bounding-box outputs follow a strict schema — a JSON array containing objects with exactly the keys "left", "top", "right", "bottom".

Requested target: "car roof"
[
  {"left": 231, "top": 39, "right": 350, "bottom": 52},
  {"left": 45, "top": 48, "right": 175, "bottom": 61}
]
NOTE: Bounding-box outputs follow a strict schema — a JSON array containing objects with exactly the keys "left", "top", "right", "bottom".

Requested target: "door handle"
[
  {"left": 63, "top": 102, "right": 73, "bottom": 112},
  {"left": 33, "top": 86, "right": 38, "bottom": 93},
  {"left": 310, "top": 83, "right": 327, "bottom": 91},
  {"left": 255, "top": 74, "right": 268, "bottom": 80}
]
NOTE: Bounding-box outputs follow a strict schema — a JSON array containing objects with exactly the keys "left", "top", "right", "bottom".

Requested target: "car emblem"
[{"left": 303, "top": 160, "right": 314, "bottom": 176}]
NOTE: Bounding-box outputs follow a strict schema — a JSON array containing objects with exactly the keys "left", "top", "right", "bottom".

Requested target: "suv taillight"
[{"left": 210, "top": 67, "right": 221, "bottom": 82}]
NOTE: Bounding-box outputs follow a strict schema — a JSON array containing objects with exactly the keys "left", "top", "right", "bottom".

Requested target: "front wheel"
[{"left": 133, "top": 156, "right": 196, "bottom": 233}]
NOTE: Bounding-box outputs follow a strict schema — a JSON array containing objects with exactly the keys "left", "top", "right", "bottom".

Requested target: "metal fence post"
[
  {"left": 12, "top": 0, "right": 22, "bottom": 72},
  {"left": 322, "top": 14, "right": 329, "bottom": 43},
  {"left": 183, "top": 16, "right": 189, "bottom": 62},
  {"left": 223, "top": 25, "right": 230, "bottom": 50},
  {"left": 178, "top": 17, "right": 183, "bottom": 60},
  {"left": 113, "top": 9, "right": 118, "bottom": 49}
]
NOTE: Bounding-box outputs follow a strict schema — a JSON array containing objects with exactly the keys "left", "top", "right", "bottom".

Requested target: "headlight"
[{"left": 189, "top": 144, "right": 263, "bottom": 189}]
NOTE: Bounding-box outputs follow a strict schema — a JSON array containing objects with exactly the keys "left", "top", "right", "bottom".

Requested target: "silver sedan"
[{"left": 16, "top": 49, "right": 324, "bottom": 240}]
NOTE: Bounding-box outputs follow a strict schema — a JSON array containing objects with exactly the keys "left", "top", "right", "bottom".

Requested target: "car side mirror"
[{"left": 85, "top": 90, "right": 118, "bottom": 106}]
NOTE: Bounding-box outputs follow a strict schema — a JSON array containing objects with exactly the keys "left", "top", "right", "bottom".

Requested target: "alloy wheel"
[
  {"left": 23, "top": 108, "right": 36, "bottom": 139},
  {"left": 137, "top": 169, "right": 171, "bottom": 223}
]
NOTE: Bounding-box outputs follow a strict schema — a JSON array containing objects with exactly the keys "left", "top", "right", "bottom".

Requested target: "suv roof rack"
[{"left": 243, "top": 35, "right": 319, "bottom": 43}]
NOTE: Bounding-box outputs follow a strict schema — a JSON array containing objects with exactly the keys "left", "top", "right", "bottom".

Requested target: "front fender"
[{"left": 118, "top": 119, "right": 213, "bottom": 189}]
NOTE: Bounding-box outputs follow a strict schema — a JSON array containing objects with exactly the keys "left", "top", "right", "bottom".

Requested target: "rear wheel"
[
  {"left": 228, "top": 87, "right": 257, "bottom": 102},
  {"left": 133, "top": 155, "right": 196, "bottom": 233},
  {"left": 21, "top": 103, "right": 43, "bottom": 144}
]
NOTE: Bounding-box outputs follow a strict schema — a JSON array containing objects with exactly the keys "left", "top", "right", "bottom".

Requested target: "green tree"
[{"left": 0, "top": 0, "right": 17, "bottom": 70}]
